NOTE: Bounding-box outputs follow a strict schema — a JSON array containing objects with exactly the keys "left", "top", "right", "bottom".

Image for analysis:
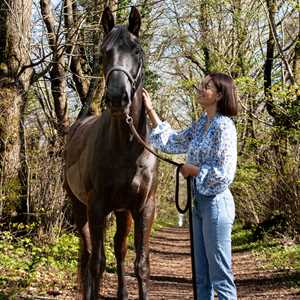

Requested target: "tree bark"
[
  {"left": 233, "top": 0, "right": 247, "bottom": 77},
  {"left": 64, "top": 0, "right": 89, "bottom": 105},
  {"left": 0, "top": 0, "right": 32, "bottom": 221},
  {"left": 199, "top": 1, "right": 211, "bottom": 75},
  {"left": 64, "top": 0, "right": 107, "bottom": 118},
  {"left": 294, "top": 11, "right": 300, "bottom": 99},
  {"left": 264, "top": 0, "right": 276, "bottom": 101},
  {"left": 40, "top": 0, "right": 69, "bottom": 136}
]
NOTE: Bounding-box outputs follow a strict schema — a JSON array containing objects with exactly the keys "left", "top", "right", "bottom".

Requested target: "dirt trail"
[{"left": 100, "top": 227, "right": 300, "bottom": 299}]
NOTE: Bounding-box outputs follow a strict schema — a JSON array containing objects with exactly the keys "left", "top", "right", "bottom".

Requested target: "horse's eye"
[{"left": 132, "top": 45, "right": 141, "bottom": 56}]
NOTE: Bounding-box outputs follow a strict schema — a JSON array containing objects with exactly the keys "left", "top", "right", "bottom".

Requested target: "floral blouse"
[{"left": 149, "top": 113, "right": 237, "bottom": 196}]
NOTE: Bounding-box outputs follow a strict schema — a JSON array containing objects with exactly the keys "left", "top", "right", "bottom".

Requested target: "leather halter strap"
[{"left": 105, "top": 62, "right": 143, "bottom": 91}]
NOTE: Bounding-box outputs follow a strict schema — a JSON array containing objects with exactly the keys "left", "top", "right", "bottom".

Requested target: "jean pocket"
[
  {"left": 202, "top": 195, "right": 219, "bottom": 223},
  {"left": 224, "top": 196, "right": 235, "bottom": 224}
]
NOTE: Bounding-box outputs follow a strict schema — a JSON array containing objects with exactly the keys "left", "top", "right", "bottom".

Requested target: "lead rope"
[{"left": 126, "top": 115, "right": 197, "bottom": 300}]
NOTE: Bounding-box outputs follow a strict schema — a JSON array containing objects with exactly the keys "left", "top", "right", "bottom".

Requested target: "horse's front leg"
[
  {"left": 132, "top": 198, "right": 155, "bottom": 300},
  {"left": 85, "top": 194, "right": 106, "bottom": 300},
  {"left": 114, "top": 210, "right": 132, "bottom": 300}
]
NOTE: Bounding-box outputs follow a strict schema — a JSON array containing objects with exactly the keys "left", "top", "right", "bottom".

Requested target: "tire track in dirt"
[{"left": 100, "top": 226, "right": 299, "bottom": 299}]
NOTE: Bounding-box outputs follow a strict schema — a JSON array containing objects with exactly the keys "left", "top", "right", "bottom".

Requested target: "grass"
[
  {"left": 0, "top": 229, "right": 79, "bottom": 298},
  {"left": 232, "top": 222, "right": 300, "bottom": 286},
  {"left": 232, "top": 223, "right": 278, "bottom": 252},
  {"left": 257, "top": 243, "right": 300, "bottom": 271}
]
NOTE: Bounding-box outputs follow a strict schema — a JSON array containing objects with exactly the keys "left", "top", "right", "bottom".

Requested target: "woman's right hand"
[
  {"left": 142, "top": 88, "right": 154, "bottom": 112},
  {"left": 142, "top": 88, "right": 161, "bottom": 127}
]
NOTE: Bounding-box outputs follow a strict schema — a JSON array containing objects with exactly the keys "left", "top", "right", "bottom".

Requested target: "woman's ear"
[
  {"left": 128, "top": 6, "right": 141, "bottom": 37},
  {"left": 101, "top": 6, "right": 115, "bottom": 35},
  {"left": 216, "top": 92, "right": 222, "bottom": 102}
]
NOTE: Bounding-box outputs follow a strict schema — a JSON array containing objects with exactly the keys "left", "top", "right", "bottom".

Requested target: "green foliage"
[
  {"left": 104, "top": 221, "right": 117, "bottom": 273},
  {"left": 144, "top": 66, "right": 161, "bottom": 95},
  {"left": 235, "top": 76, "right": 260, "bottom": 98},
  {"left": 232, "top": 223, "right": 278, "bottom": 252},
  {"left": 0, "top": 227, "right": 81, "bottom": 299},
  {"left": 232, "top": 223, "right": 300, "bottom": 288},
  {"left": 154, "top": 161, "right": 181, "bottom": 228},
  {"left": 268, "top": 84, "right": 300, "bottom": 128},
  {"left": 116, "top": 0, "right": 131, "bottom": 23},
  {"left": 257, "top": 244, "right": 300, "bottom": 272},
  {"left": 0, "top": 177, "right": 22, "bottom": 214}
]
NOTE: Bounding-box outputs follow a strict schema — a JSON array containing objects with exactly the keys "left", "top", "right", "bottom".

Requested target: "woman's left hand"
[{"left": 180, "top": 164, "right": 199, "bottom": 178}]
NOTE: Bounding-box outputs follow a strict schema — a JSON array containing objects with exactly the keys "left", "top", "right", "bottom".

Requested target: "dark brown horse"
[{"left": 64, "top": 6, "right": 157, "bottom": 300}]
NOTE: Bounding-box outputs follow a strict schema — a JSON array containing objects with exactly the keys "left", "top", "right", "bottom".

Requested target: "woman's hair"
[{"left": 208, "top": 72, "right": 239, "bottom": 116}]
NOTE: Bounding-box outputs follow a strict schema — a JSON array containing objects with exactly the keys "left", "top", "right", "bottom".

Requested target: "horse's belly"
[{"left": 66, "top": 163, "right": 89, "bottom": 204}]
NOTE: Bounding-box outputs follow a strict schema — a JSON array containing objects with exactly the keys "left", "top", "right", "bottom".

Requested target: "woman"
[{"left": 143, "top": 72, "right": 238, "bottom": 300}]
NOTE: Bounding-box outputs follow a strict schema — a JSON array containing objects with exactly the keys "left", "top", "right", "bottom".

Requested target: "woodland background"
[{"left": 0, "top": 0, "right": 299, "bottom": 274}]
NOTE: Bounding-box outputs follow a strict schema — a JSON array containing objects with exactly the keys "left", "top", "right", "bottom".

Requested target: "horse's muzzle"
[{"left": 108, "top": 102, "right": 131, "bottom": 117}]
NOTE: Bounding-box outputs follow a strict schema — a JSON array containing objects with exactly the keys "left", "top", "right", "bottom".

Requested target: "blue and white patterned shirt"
[{"left": 149, "top": 113, "right": 237, "bottom": 196}]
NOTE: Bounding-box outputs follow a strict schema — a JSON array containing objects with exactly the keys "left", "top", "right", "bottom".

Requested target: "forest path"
[{"left": 100, "top": 226, "right": 300, "bottom": 299}]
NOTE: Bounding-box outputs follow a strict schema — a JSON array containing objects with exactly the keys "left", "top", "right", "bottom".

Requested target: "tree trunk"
[
  {"left": 199, "top": 1, "right": 211, "bottom": 74},
  {"left": 64, "top": 0, "right": 105, "bottom": 118},
  {"left": 0, "top": 0, "right": 32, "bottom": 221},
  {"left": 294, "top": 11, "right": 300, "bottom": 101},
  {"left": 233, "top": 0, "right": 247, "bottom": 77},
  {"left": 64, "top": 0, "right": 89, "bottom": 105},
  {"left": 264, "top": 0, "right": 276, "bottom": 101},
  {"left": 40, "top": 0, "right": 69, "bottom": 137}
]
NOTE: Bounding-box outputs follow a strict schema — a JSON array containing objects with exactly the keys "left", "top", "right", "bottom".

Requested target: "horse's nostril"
[{"left": 106, "top": 89, "right": 131, "bottom": 112}]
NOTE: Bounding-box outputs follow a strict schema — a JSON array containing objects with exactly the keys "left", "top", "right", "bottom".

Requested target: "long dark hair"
[{"left": 209, "top": 72, "right": 238, "bottom": 117}]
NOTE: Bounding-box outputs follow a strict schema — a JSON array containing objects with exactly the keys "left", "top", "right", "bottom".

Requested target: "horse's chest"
[
  {"left": 102, "top": 165, "right": 147, "bottom": 192},
  {"left": 92, "top": 149, "right": 155, "bottom": 207}
]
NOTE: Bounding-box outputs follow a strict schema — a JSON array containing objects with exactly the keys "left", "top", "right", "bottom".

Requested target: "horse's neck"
[
  {"left": 130, "top": 94, "right": 147, "bottom": 138},
  {"left": 108, "top": 108, "right": 146, "bottom": 147}
]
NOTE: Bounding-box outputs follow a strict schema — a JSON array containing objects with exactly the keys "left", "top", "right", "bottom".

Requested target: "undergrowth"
[
  {"left": 0, "top": 218, "right": 161, "bottom": 298},
  {"left": 232, "top": 222, "right": 300, "bottom": 286}
]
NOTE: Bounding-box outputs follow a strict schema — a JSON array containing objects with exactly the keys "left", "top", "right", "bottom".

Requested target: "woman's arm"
[
  {"left": 143, "top": 89, "right": 161, "bottom": 127},
  {"left": 143, "top": 88, "right": 196, "bottom": 154}
]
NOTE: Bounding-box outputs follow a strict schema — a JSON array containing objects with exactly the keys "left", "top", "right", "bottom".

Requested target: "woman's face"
[{"left": 197, "top": 76, "right": 221, "bottom": 109}]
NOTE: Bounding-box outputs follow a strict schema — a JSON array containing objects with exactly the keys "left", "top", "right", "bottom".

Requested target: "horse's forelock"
[{"left": 101, "top": 25, "right": 139, "bottom": 52}]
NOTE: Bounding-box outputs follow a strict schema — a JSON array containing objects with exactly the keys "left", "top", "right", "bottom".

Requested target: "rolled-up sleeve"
[
  {"left": 195, "top": 121, "right": 237, "bottom": 195},
  {"left": 149, "top": 121, "right": 195, "bottom": 154}
]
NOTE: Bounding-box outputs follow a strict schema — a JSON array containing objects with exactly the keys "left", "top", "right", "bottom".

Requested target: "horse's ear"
[
  {"left": 128, "top": 6, "right": 141, "bottom": 37},
  {"left": 101, "top": 6, "right": 115, "bottom": 35}
]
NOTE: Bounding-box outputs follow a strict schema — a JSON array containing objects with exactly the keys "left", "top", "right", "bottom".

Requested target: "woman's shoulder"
[{"left": 214, "top": 114, "right": 236, "bottom": 132}]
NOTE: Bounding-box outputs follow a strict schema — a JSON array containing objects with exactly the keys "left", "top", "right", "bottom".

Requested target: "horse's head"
[{"left": 101, "top": 6, "right": 143, "bottom": 115}]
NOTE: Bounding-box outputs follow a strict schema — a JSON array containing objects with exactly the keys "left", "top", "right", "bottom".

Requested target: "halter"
[{"left": 105, "top": 61, "right": 143, "bottom": 96}]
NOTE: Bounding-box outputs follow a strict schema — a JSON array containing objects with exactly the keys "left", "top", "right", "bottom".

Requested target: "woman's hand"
[
  {"left": 142, "top": 88, "right": 154, "bottom": 112},
  {"left": 180, "top": 163, "right": 199, "bottom": 178}
]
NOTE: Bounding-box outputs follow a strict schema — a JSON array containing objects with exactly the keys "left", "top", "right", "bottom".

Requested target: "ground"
[
  {"left": 10, "top": 226, "right": 300, "bottom": 300},
  {"left": 100, "top": 226, "right": 300, "bottom": 299}
]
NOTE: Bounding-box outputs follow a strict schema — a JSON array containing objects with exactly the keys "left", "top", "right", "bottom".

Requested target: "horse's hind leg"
[
  {"left": 114, "top": 210, "right": 132, "bottom": 300},
  {"left": 70, "top": 194, "right": 91, "bottom": 300}
]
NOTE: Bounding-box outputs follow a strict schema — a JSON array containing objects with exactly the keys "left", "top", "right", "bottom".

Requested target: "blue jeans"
[{"left": 192, "top": 189, "right": 237, "bottom": 300}]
